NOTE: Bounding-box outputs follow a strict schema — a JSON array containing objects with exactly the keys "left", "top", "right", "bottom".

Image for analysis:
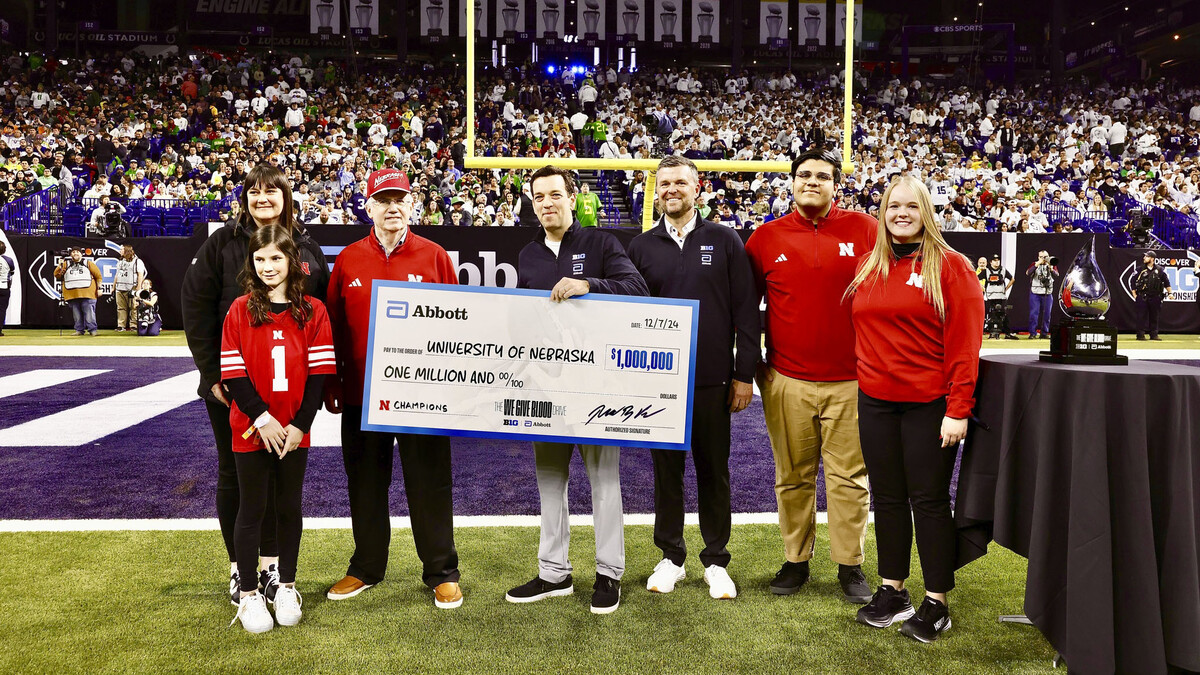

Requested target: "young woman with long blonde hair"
[{"left": 844, "top": 175, "right": 984, "bottom": 643}]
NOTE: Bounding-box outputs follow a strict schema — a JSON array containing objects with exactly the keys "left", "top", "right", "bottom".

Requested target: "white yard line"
[
  {"left": 0, "top": 512, "right": 856, "bottom": 533},
  {"left": 0, "top": 369, "right": 110, "bottom": 400},
  {"left": 0, "top": 372, "right": 199, "bottom": 447},
  {"left": 0, "top": 345, "right": 194, "bottom": 357}
]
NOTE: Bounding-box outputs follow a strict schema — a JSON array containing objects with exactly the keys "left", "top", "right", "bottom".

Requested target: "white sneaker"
[
  {"left": 230, "top": 592, "right": 273, "bottom": 634},
  {"left": 646, "top": 559, "right": 685, "bottom": 594},
  {"left": 274, "top": 585, "right": 303, "bottom": 627},
  {"left": 704, "top": 565, "right": 737, "bottom": 599}
]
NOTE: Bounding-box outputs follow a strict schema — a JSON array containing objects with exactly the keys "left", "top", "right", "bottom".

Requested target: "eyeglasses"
[{"left": 794, "top": 171, "right": 834, "bottom": 183}]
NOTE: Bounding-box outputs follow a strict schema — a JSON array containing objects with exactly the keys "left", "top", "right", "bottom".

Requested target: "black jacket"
[
  {"left": 181, "top": 219, "right": 329, "bottom": 399},
  {"left": 627, "top": 217, "right": 759, "bottom": 387},
  {"left": 1133, "top": 265, "right": 1170, "bottom": 301},
  {"left": 517, "top": 221, "right": 648, "bottom": 296}
]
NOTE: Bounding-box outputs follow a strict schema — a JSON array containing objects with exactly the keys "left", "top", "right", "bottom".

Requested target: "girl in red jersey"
[
  {"left": 844, "top": 175, "right": 985, "bottom": 643},
  {"left": 222, "top": 225, "right": 336, "bottom": 634}
]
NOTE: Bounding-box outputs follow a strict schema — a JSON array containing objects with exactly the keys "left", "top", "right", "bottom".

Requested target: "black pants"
[
  {"left": 1136, "top": 298, "right": 1162, "bottom": 338},
  {"left": 0, "top": 290, "right": 9, "bottom": 331},
  {"left": 651, "top": 385, "right": 732, "bottom": 568},
  {"left": 341, "top": 406, "right": 459, "bottom": 588},
  {"left": 857, "top": 392, "right": 958, "bottom": 593},
  {"left": 205, "top": 398, "right": 278, "bottom": 562},
  {"left": 234, "top": 449, "right": 307, "bottom": 592}
]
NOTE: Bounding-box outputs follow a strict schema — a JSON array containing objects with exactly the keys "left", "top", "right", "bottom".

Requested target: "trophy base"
[{"left": 1038, "top": 318, "right": 1129, "bottom": 366}]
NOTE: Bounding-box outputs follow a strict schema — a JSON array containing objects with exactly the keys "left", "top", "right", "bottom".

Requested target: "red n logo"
[{"left": 378, "top": 400, "right": 389, "bottom": 411}]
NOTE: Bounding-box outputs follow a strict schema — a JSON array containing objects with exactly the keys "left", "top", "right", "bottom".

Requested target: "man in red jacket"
[
  {"left": 745, "top": 149, "right": 874, "bottom": 603},
  {"left": 322, "top": 168, "right": 464, "bottom": 609}
]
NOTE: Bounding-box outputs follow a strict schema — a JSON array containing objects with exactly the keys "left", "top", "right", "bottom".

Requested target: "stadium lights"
[{"left": 546, "top": 64, "right": 556, "bottom": 74}]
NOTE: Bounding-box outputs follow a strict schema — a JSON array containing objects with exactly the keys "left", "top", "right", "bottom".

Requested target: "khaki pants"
[
  {"left": 761, "top": 370, "right": 869, "bottom": 565},
  {"left": 115, "top": 290, "right": 133, "bottom": 329}
]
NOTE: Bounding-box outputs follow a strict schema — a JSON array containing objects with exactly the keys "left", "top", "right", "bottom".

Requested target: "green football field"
[{"left": 0, "top": 524, "right": 1057, "bottom": 674}]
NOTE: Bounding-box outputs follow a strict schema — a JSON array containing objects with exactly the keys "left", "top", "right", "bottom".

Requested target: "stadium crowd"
[{"left": 0, "top": 46, "right": 1197, "bottom": 235}]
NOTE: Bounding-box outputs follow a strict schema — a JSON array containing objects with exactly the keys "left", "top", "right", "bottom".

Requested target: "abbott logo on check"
[
  {"left": 385, "top": 300, "right": 410, "bottom": 319},
  {"left": 385, "top": 299, "right": 469, "bottom": 321}
]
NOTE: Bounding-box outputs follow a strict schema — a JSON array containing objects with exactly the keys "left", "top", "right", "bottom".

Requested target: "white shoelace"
[
  {"left": 229, "top": 594, "right": 263, "bottom": 627},
  {"left": 277, "top": 586, "right": 303, "bottom": 611}
]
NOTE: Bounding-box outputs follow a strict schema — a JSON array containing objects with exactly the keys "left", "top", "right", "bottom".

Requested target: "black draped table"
[{"left": 955, "top": 354, "right": 1200, "bottom": 675}]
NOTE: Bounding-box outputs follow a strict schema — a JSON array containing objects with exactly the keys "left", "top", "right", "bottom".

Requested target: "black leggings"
[
  {"left": 858, "top": 392, "right": 959, "bottom": 594},
  {"left": 205, "top": 398, "right": 278, "bottom": 563},
  {"left": 233, "top": 448, "right": 308, "bottom": 592}
]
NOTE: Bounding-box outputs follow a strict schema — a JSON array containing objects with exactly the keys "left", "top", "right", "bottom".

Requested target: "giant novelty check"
[{"left": 360, "top": 282, "right": 698, "bottom": 450}]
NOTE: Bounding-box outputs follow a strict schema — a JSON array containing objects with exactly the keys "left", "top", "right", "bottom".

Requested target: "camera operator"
[
  {"left": 133, "top": 278, "right": 161, "bottom": 336},
  {"left": 1132, "top": 251, "right": 1172, "bottom": 341},
  {"left": 1126, "top": 208, "right": 1152, "bottom": 247},
  {"left": 982, "top": 255, "right": 1017, "bottom": 339},
  {"left": 113, "top": 244, "right": 146, "bottom": 333},
  {"left": 88, "top": 195, "right": 127, "bottom": 238},
  {"left": 1025, "top": 251, "right": 1059, "bottom": 339},
  {"left": 52, "top": 246, "right": 102, "bottom": 336}
]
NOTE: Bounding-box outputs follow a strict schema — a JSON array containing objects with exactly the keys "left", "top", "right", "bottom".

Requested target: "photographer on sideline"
[
  {"left": 114, "top": 244, "right": 147, "bottom": 332},
  {"left": 133, "top": 278, "right": 161, "bottom": 336},
  {"left": 982, "top": 255, "right": 1017, "bottom": 339},
  {"left": 1025, "top": 251, "right": 1059, "bottom": 339},
  {"left": 53, "top": 246, "right": 103, "bottom": 336},
  {"left": 0, "top": 240, "right": 13, "bottom": 336}
]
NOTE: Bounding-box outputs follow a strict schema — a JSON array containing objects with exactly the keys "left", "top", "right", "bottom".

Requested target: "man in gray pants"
[{"left": 506, "top": 165, "right": 648, "bottom": 614}]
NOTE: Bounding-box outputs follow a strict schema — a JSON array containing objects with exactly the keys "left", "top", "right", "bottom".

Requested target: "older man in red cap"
[{"left": 323, "top": 168, "right": 464, "bottom": 608}]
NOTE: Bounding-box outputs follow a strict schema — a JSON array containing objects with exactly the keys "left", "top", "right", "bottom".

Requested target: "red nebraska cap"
[{"left": 365, "top": 169, "right": 411, "bottom": 198}]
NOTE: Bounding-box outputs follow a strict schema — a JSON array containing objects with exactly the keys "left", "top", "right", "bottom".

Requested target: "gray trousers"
[{"left": 534, "top": 442, "right": 625, "bottom": 582}]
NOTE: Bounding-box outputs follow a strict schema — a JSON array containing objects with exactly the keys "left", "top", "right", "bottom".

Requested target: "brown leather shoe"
[
  {"left": 434, "top": 581, "right": 463, "bottom": 609},
  {"left": 326, "top": 575, "right": 373, "bottom": 600}
]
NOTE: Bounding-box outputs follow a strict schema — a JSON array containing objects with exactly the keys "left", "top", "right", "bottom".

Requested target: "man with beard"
[{"left": 627, "top": 155, "right": 759, "bottom": 600}]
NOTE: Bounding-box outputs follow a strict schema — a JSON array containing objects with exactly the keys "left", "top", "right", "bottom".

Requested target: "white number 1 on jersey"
[{"left": 271, "top": 345, "right": 289, "bottom": 392}]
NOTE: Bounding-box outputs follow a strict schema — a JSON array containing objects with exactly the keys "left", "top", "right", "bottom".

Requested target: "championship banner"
[
  {"left": 311, "top": 0, "right": 342, "bottom": 34},
  {"left": 689, "top": 0, "right": 719, "bottom": 45},
  {"left": 759, "top": 0, "right": 790, "bottom": 47},
  {"left": 420, "top": 0, "right": 450, "bottom": 37},
  {"left": 617, "top": 0, "right": 646, "bottom": 42},
  {"left": 498, "top": 0, "right": 526, "bottom": 37},
  {"left": 361, "top": 283, "right": 699, "bottom": 450},
  {"left": 347, "top": 0, "right": 380, "bottom": 36},
  {"left": 798, "top": 0, "right": 826, "bottom": 46},
  {"left": 460, "top": 0, "right": 490, "bottom": 37},
  {"left": 535, "top": 0, "right": 565, "bottom": 40},
  {"left": 653, "top": 0, "right": 682, "bottom": 44},
  {"left": 834, "top": 0, "right": 862, "bottom": 45},
  {"left": 577, "top": 0, "right": 606, "bottom": 40},
  {"left": 191, "top": 0, "right": 310, "bottom": 32}
]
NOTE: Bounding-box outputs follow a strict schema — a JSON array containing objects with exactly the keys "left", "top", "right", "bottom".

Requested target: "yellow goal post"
[{"left": 462, "top": 1, "right": 857, "bottom": 228}]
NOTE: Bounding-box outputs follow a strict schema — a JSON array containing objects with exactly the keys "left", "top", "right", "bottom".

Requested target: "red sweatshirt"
[
  {"left": 325, "top": 228, "right": 459, "bottom": 406},
  {"left": 745, "top": 205, "right": 876, "bottom": 381},
  {"left": 850, "top": 249, "right": 985, "bottom": 419}
]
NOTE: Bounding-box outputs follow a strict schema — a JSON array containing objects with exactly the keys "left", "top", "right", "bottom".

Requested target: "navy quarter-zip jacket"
[
  {"left": 627, "top": 217, "right": 759, "bottom": 388},
  {"left": 517, "top": 221, "right": 649, "bottom": 297}
]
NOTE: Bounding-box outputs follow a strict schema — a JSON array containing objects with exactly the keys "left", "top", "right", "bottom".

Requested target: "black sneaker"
[
  {"left": 769, "top": 560, "right": 809, "bottom": 595},
  {"left": 229, "top": 571, "right": 241, "bottom": 606},
  {"left": 590, "top": 574, "right": 621, "bottom": 615},
  {"left": 856, "top": 585, "right": 915, "bottom": 628},
  {"left": 259, "top": 564, "right": 280, "bottom": 604},
  {"left": 838, "top": 564, "right": 872, "bottom": 604},
  {"left": 900, "top": 596, "right": 952, "bottom": 643},
  {"left": 505, "top": 575, "right": 574, "bottom": 603}
]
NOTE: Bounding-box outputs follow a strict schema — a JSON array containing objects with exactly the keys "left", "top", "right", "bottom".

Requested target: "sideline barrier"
[{"left": 4, "top": 228, "right": 1197, "bottom": 334}]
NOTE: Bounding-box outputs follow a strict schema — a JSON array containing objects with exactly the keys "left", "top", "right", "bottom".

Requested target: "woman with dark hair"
[{"left": 181, "top": 163, "right": 329, "bottom": 608}]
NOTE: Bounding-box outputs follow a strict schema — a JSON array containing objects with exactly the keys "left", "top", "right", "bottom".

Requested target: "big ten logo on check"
[{"left": 606, "top": 346, "right": 680, "bottom": 374}]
